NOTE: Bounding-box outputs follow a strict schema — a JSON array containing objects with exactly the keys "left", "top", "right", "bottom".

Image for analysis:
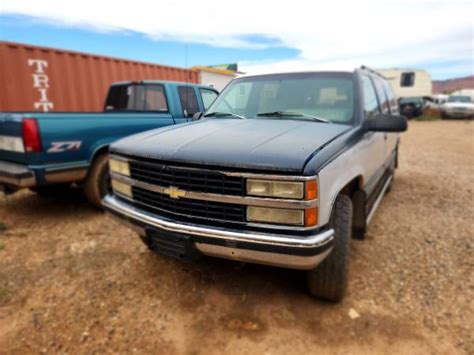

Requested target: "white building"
[
  {"left": 192, "top": 66, "right": 237, "bottom": 92},
  {"left": 376, "top": 68, "right": 432, "bottom": 98}
]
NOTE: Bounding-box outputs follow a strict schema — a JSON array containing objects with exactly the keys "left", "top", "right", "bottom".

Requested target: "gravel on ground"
[{"left": 0, "top": 120, "right": 472, "bottom": 354}]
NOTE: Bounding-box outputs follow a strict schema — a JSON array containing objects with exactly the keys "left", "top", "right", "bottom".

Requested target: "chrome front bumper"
[
  {"left": 103, "top": 194, "right": 334, "bottom": 270},
  {"left": 0, "top": 160, "right": 36, "bottom": 187}
]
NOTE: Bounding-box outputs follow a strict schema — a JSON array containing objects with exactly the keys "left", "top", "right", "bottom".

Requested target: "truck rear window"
[{"left": 105, "top": 84, "right": 168, "bottom": 112}]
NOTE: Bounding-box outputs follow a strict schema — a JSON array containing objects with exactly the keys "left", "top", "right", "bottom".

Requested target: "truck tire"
[
  {"left": 84, "top": 153, "right": 110, "bottom": 208},
  {"left": 307, "top": 194, "right": 352, "bottom": 302}
]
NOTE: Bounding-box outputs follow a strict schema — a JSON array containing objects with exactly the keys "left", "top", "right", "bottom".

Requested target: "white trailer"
[{"left": 376, "top": 68, "right": 432, "bottom": 98}]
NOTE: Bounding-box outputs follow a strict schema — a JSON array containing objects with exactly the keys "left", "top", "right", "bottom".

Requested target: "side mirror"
[
  {"left": 192, "top": 112, "right": 204, "bottom": 121},
  {"left": 366, "top": 114, "right": 408, "bottom": 132}
]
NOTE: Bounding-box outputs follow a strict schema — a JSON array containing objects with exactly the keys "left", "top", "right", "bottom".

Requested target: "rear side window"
[
  {"left": 105, "top": 85, "right": 134, "bottom": 111},
  {"left": 200, "top": 88, "right": 218, "bottom": 110},
  {"left": 178, "top": 86, "right": 199, "bottom": 117},
  {"left": 400, "top": 72, "right": 415, "bottom": 87},
  {"left": 362, "top": 75, "right": 380, "bottom": 119},
  {"left": 105, "top": 84, "right": 168, "bottom": 112},
  {"left": 372, "top": 76, "right": 390, "bottom": 114}
]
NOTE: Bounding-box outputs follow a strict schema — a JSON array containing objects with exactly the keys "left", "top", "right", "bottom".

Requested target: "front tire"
[
  {"left": 307, "top": 194, "right": 352, "bottom": 302},
  {"left": 84, "top": 153, "right": 110, "bottom": 208}
]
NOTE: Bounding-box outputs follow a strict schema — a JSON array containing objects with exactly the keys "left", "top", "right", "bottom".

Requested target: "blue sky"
[
  {"left": 1, "top": 1, "right": 473, "bottom": 80},
  {"left": 0, "top": 14, "right": 298, "bottom": 69}
]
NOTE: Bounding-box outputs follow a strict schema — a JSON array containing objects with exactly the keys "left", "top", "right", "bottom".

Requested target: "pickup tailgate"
[{"left": 0, "top": 113, "right": 30, "bottom": 165}]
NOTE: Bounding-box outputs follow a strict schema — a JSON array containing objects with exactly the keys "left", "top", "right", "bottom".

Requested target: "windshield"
[
  {"left": 447, "top": 95, "right": 471, "bottom": 103},
  {"left": 206, "top": 73, "right": 354, "bottom": 124}
]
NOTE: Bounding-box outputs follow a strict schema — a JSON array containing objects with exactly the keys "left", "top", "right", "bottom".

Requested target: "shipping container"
[{"left": 0, "top": 41, "right": 199, "bottom": 112}]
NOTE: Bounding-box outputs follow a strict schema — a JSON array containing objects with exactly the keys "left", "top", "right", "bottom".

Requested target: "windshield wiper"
[
  {"left": 204, "top": 111, "right": 247, "bottom": 119},
  {"left": 256, "top": 111, "right": 331, "bottom": 123}
]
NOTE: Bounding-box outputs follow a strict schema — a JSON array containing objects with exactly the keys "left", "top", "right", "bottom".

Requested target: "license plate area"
[{"left": 145, "top": 227, "right": 200, "bottom": 261}]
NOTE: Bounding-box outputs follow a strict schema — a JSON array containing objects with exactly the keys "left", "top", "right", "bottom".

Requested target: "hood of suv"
[{"left": 111, "top": 118, "right": 350, "bottom": 172}]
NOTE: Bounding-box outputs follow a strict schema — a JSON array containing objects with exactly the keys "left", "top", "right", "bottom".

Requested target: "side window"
[
  {"left": 362, "top": 75, "right": 380, "bottom": 119},
  {"left": 382, "top": 80, "right": 398, "bottom": 114},
  {"left": 372, "top": 77, "right": 390, "bottom": 114},
  {"left": 105, "top": 85, "right": 136, "bottom": 111},
  {"left": 200, "top": 88, "right": 218, "bottom": 110},
  {"left": 400, "top": 72, "right": 415, "bottom": 87},
  {"left": 144, "top": 85, "right": 168, "bottom": 111},
  {"left": 178, "top": 86, "right": 199, "bottom": 117},
  {"left": 104, "top": 84, "right": 168, "bottom": 111}
]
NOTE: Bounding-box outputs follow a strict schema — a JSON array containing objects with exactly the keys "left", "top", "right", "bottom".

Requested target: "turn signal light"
[
  {"left": 305, "top": 208, "right": 318, "bottom": 226},
  {"left": 305, "top": 180, "right": 318, "bottom": 200}
]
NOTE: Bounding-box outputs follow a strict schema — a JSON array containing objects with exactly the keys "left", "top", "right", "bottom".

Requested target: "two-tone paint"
[{"left": 104, "top": 69, "right": 406, "bottom": 269}]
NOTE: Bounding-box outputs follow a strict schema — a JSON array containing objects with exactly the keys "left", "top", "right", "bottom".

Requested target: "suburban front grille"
[
  {"left": 131, "top": 186, "right": 246, "bottom": 224},
  {"left": 129, "top": 160, "right": 244, "bottom": 196}
]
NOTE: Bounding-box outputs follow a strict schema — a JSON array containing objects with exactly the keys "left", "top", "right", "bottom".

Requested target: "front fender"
[{"left": 308, "top": 138, "right": 369, "bottom": 226}]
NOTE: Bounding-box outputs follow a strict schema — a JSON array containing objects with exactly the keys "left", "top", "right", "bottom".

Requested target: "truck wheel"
[
  {"left": 307, "top": 194, "right": 352, "bottom": 302},
  {"left": 84, "top": 153, "right": 110, "bottom": 208}
]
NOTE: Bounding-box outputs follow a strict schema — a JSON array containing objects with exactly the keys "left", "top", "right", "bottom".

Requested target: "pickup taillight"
[{"left": 22, "top": 118, "right": 42, "bottom": 152}]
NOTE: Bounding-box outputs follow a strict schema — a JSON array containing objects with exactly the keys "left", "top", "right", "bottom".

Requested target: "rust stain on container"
[{"left": 0, "top": 41, "right": 199, "bottom": 112}]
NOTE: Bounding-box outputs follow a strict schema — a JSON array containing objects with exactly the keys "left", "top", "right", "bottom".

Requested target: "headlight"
[
  {"left": 111, "top": 179, "right": 133, "bottom": 197},
  {"left": 247, "top": 206, "right": 304, "bottom": 225},
  {"left": 246, "top": 179, "right": 317, "bottom": 200},
  {"left": 247, "top": 206, "right": 318, "bottom": 226},
  {"left": 109, "top": 158, "right": 130, "bottom": 176}
]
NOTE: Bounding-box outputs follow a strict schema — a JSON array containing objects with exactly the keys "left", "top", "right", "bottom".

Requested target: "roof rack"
[{"left": 360, "top": 65, "right": 387, "bottom": 79}]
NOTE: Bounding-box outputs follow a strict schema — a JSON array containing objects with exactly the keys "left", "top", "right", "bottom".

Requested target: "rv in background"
[{"left": 376, "top": 68, "right": 432, "bottom": 98}]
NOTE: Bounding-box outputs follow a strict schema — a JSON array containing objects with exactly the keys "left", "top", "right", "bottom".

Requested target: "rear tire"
[
  {"left": 307, "top": 194, "right": 352, "bottom": 302},
  {"left": 84, "top": 153, "right": 110, "bottom": 208}
]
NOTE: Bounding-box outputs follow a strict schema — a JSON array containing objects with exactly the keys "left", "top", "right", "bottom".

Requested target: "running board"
[{"left": 366, "top": 175, "right": 393, "bottom": 225}]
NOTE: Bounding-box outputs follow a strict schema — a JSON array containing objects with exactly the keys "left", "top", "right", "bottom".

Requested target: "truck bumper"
[
  {"left": 0, "top": 160, "right": 36, "bottom": 188},
  {"left": 103, "top": 194, "right": 335, "bottom": 270}
]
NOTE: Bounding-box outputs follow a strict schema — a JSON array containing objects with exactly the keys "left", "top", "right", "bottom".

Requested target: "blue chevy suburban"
[
  {"left": 0, "top": 81, "right": 218, "bottom": 206},
  {"left": 104, "top": 68, "right": 407, "bottom": 301}
]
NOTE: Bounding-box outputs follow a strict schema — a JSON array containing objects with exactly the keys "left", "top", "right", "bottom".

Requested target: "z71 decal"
[{"left": 47, "top": 141, "right": 82, "bottom": 153}]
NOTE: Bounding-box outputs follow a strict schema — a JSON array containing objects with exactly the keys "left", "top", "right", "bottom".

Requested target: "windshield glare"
[
  {"left": 447, "top": 95, "right": 471, "bottom": 103},
  {"left": 206, "top": 75, "right": 354, "bottom": 123}
]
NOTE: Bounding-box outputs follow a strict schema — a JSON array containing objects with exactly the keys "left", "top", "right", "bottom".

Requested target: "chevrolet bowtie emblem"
[{"left": 164, "top": 186, "right": 186, "bottom": 199}]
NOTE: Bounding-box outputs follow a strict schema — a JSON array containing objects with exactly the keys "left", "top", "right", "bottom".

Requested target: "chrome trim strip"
[
  {"left": 104, "top": 194, "right": 334, "bottom": 249},
  {"left": 111, "top": 172, "right": 318, "bottom": 209},
  {"left": 110, "top": 154, "right": 318, "bottom": 181},
  {"left": 44, "top": 167, "right": 88, "bottom": 183},
  {"left": 195, "top": 244, "right": 332, "bottom": 270},
  {"left": 224, "top": 172, "right": 317, "bottom": 181},
  {"left": 113, "top": 190, "right": 318, "bottom": 232},
  {"left": 366, "top": 175, "right": 392, "bottom": 225}
]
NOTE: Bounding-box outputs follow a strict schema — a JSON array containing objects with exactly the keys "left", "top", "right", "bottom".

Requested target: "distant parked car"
[
  {"left": 398, "top": 97, "right": 425, "bottom": 118},
  {"left": 440, "top": 95, "right": 474, "bottom": 119}
]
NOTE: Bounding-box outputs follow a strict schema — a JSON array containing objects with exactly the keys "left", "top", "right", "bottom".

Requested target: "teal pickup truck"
[{"left": 0, "top": 80, "right": 219, "bottom": 206}]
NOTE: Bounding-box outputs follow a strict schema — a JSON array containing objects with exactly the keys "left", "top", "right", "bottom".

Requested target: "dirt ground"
[{"left": 0, "top": 121, "right": 472, "bottom": 355}]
